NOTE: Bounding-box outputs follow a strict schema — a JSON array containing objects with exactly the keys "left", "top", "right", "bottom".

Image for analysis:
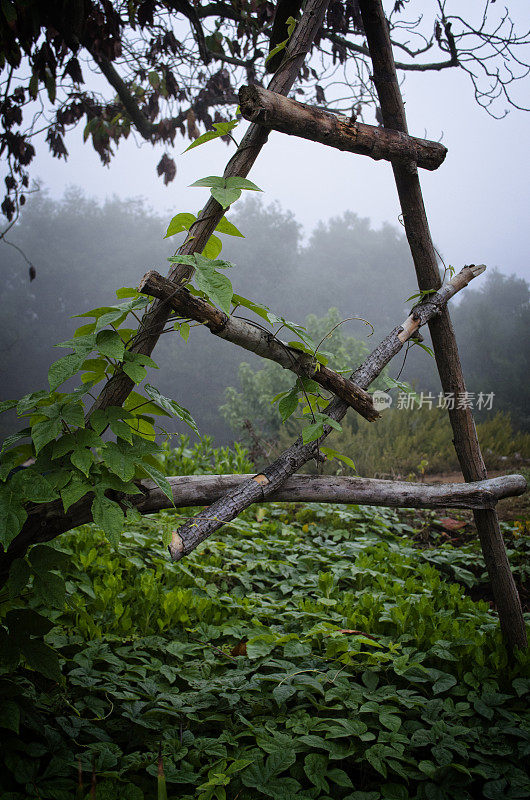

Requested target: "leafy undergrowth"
[{"left": 1, "top": 492, "right": 530, "bottom": 798}]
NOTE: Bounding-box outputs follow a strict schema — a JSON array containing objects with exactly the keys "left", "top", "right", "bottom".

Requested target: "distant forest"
[{"left": 1, "top": 188, "right": 528, "bottom": 442}]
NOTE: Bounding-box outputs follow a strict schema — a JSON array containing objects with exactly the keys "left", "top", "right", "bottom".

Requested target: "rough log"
[
  {"left": 169, "top": 265, "right": 485, "bottom": 560},
  {"left": 2, "top": 473, "right": 525, "bottom": 587},
  {"left": 239, "top": 84, "right": 447, "bottom": 171},
  {"left": 86, "top": 0, "right": 330, "bottom": 418},
  {"left": 138, "top": 270, "right": 379, "bottom": 422},
  {"left": 140, "top": 473, "right": 528, "bottom": 513},
  {"left": 358, "top": 0, "right": 527, "bottom": 653}
]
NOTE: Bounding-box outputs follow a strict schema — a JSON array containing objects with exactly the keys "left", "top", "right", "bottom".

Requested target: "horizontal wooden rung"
[
  {"left": 140, "top": 472, "right": 527, "bottom": 513},
  {"left": 239, "top": 84, "right": 447, "bottom": 171}
]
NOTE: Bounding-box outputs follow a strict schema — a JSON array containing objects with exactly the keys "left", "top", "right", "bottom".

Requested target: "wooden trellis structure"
[{"left": 3, "top": 0, "right": 526, "bottom": 652}]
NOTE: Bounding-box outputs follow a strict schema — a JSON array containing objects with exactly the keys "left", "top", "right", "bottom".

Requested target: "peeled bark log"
[
  {"left": 2, "top": 472, "right": 524, "bottom": 589},
  {"left": 139, "top": 473, "right": 527, "bottom": 513},
  {"left": 239, "top": 85, "right": 447, "bottom": 170},
  {"left": 358, "top": 0, "right": 527, "bottom": 652},
  {"left": 169, "top": 265, "right": 485, "bottom": 560},
  {"left": 138, "top": 270, "right": 379, "bottom": 421}
]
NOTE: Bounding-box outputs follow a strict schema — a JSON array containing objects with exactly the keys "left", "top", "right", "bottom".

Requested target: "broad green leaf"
[
  {"left": 183, "top": 119, "right": 238, "bottom": 152},
  {"left": 327, "top": 768, "right": 353, "bottom": 788},
  {"left": 189, "top": 176, "right": 225, "bottom": 189},
  {"left": 304, "top": 753, "right": 328, "bottom": 791},
  {"left": 33, "top": 570, "right": 66, "bottom": 608},
  {"left": 92, "top": 493, "right": 125, "bottom": 547},
  {"left": 278, "top": 389, "right": 299, "bottom": 422},
  {"left": 164, "top": 212, "right": 196, "bottom": 238},
  {"left": 29, "top": 544, "right": 69, "bottom": 572},
  {"left": 210, "top": 186, "right": 241, "bottom": 208},
  {"left": 6, "top": 607, "right": 53, "bottom": 636},
  {"left": 10, "top": 469, "right": 58, "bottom": 502},
  {"left": 7, "top": 558, "right": 30, "bottom": 598},
  {"left": 0, "top": 399, "right": 17, "bottom": 414},
  {"left": 1, "top": 427, "right": 31, "bottom": 455},
  {"left": 0, "top": 700, "right": 20, "bottom": 734},
  {"left": 61, "top": 476, "right": 93, "bottom": 512},
  {"left": 96, "top": 329, "right": 125, "bottom": 360},
  {"left": 31, "top": 418, "right": 62, "bottom": 454},
  {"left": 48, "top": 354, "right": 84, "bottom": 391},
  {"left": 319, "top": 447, "right": 356, "bottom": 471},
  {"left": 20, "top": 638, "right": 61, "bottom": 682},
  {"left": 215, "top": 216, "right": 244, "bottom": 237},
  {"left": 71, "top": 446, "right": 94, "bottom": 477},
  {"left": 194, "top": 267, "right": 233, "bottom": 314},
  {"left": 138, "top": 462, "right": 174, "bottom": 506},
  {"left": 16, "top": 390, "right": 50, "bottom": 415},
  {"left": 101, "top": 442, "right": 137, "bottom": 482},
  {"left": 202, "top": 234, "right": 223, "bottom": 259},
  {"left": 143, "top": 385, "right": 199, "bottom": 436},
  {"left": 225, "top": 177, "right": 262, "bottom": 191},
  {"left": 302, "top": 421, "right": 324, "bottom": 444},
  {"left": 115, "top": 286, "right": 139, "bottom": 299},
  {"left": 60, "top": 401, "right": 85, "bottom": 428},
  {"left": 122, "top": 360, "right": 147, "bottom": 384},
  {"left": 177, "top": 322, "right": 190, "bottom": 342}
]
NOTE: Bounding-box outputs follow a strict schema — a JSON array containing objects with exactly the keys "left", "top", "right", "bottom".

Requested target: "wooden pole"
[
  {"left": 239, "top": 85, "right": 447, "bottom": 170},
  {"left": 358, "top": 0, "right": 527, "bottom": 651}
]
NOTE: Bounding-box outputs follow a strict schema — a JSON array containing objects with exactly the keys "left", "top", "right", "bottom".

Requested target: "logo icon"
[{"left": 372, "top": 390, "right": 393, "bottom": 411}]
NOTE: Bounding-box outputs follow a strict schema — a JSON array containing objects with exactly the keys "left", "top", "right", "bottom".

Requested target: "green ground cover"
[{"left": 0, "top": 444, "right": 529, "bottom": 800}]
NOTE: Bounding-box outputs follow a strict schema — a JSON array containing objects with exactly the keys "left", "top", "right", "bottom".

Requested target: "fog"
[{"left": 1, "top": 191, "right": 528, "bottom": 444}]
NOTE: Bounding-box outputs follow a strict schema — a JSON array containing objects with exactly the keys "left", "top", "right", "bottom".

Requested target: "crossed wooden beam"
[{"left": 2, "top": 0, "right": 526, "bottom": 652}]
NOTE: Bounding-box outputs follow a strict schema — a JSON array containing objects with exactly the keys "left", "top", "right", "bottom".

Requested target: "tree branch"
[{"left": 238, "top": 85, "right": 447, "bottom": 170}]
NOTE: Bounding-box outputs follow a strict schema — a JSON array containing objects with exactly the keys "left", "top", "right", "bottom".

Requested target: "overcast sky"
[{"left": 28, "top": 1, "right": 530, "bottom": 283}]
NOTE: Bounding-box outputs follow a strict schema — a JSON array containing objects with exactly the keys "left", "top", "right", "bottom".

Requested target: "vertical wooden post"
[{"left": 358, "top": 0, "right": 526, "bottom": 651}]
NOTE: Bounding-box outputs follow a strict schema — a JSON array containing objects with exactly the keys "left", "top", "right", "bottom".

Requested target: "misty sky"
[{"left": 24, "top": 1, "right": 530, "bottom": 283}]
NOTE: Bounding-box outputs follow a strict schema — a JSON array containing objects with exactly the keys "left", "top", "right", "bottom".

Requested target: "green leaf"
[
  {"left": 177, "top": 322, "right": 190, "bottom": 342},
  {"left": 302, "top": 421, "right": 324, "bottom": 444},
  {"left": 138, "top": 462, "right": 174, "bottom": 506},
  {"left": 0, "top": 485, "right": 27, "bottom": 547},
  {"left": 48, "top": 354, "right": 84, "bottom": 391},
  {"left": 7, "top": 558, "right": 30, "bottom": 598},
  {"left": 20, "top": 638, "right": 61, "bottom": 682},
  {"left": 211, "top": 186, "right": 242, "bottom": 208},
  {"left": 278, "top": 389, "right": 299, "bottom": 422},
  {"left": 304, "top": 753, "right": 328, "bottom": 792},
  {"left": 164, "top": 212, "right": 196, "bottom": 238},
  {"left": 29, "top": 544, "right": 69, "bottom": 572},
  {"left": 122, "top": 359, "right": 147, "bottom": 384},
  {"left": 10, "top": 469, "right": 58, "bottom": 502},
  {"left": 202, "top": 234, "right": 223, "bottom": 259},
  {"left": 60, "top": 402, "right": 84, "bottom": 428},
  {"left": 61, "top": 476, "right": 93, "bottom": 511},
  {"left": 215, "top": 216, "right": 244, "bottom": 237},
  {"left": 101, "top": 442, "right": 137, "bottom": 482},
  {"left": 33, "top": 570, "right": 66, "bottom": 608},
  {"left": 92, "top": 493, "right": 125, "bottom": 547},
  {"left": 1, "top": 427, "right": 31, "bottom": 456},
  {"left": 0, "top": 700, "right": 20, "bottom": 734},
  {"left": 183, "top": 119, "right": 238, "bottom": 152},
  {"left": 432, "top": 674, "right": 457, "bottom": 694},
  {"left": 327, "top": 768, "right": 353, "bottom": 788},
  {"left": 189, "top": 176, "right": 226, "bottom": 189},
  {"left": 96, "top": 329, "right": 125, "bottom": 360},
  {"left": 225, "top": 177, "right": 262, "bottom": 191},
  {"left": 319, "top": 447, "right": 356, "bottom": 471},
  {"left": 0, "top": 399, "right": 17, "bottom": 414},
  {"left": 6, "top": 608, "right": 53, "bottom": 636},
  {"left": 143, "top": 385, "right": 199, "bottom": 436},
  {"left": 31, "top": 416, "right": 63, "bottom": 453},
  {"left": 194, "top": 267, "right": 233, "bottom": 314},
  {"left": 70, "top": 446, "right": 94, "bottom": 477}
]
